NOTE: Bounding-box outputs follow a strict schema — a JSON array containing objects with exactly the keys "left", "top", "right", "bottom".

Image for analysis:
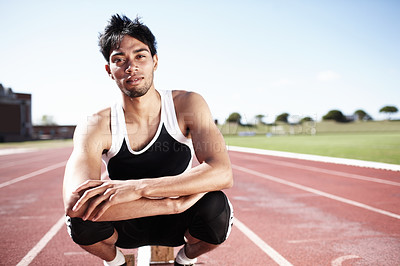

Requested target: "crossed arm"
[
  {"left": 63, "top": 148, "right": 205, "bottom": 221},
  {"left": 63, "top": 92, "right": 233, "bottom": 222}
]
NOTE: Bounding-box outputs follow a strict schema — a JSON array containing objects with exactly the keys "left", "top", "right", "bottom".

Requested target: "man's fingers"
[
  {"left": 82, "top": 195, "right": 106, "bottom": 220},
  {"left": 89, "top": 190, "right": 125, "bottom": 221},
  {"left": 82, "top": 188, "right": 114, "bottom": 220},
  {"left": 73, "top": 180, "right": 105, "bottom": 194},
  {"left": 72, "top": 183, "right": 112, "bottom": 212},
  {"left": 91, "top": 201, "right": 112, "bottom": 221}
]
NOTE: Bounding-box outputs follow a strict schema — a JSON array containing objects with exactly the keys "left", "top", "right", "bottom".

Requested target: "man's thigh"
[
  {"left": 114, "top": 191, "right": 233, "bottom": 248},
  {"left": 114, "top": 212, "right": 188, "bottom": 248},
  {"left": 186, "top": 191, "right": 234, "bottom": 245}
]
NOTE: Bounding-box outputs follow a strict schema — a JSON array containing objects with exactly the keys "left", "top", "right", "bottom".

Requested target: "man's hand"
[{"left": 72, "top": 179, "right": 144, "bottom": 221}]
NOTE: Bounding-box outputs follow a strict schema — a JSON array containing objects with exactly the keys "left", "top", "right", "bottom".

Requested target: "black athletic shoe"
[{"left": 174, "top": 260, "right": 195, "bottom": 266}]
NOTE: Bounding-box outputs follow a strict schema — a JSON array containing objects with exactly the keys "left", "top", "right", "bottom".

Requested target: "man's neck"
[{"left": 121, "top": 87, "right": 161, "bottom": 124}]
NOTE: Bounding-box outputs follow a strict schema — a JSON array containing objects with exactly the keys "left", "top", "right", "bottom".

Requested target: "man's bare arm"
[
  {"left": 63, "top": 115, "right": 105, "bottom": 218},
  {"left": 88, "top": 193, "right": 205, "bottom": 221}
]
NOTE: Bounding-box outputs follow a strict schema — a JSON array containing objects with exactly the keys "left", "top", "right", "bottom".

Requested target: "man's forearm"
[
  {"left": 92, "top": 193, "right": 204, "bottom": 221},
  {"left": 140, "top": 161, "right": 233, "bottom": 199},
  {"left": 92, "top": 197, "right": 173, "bottom": 221}
]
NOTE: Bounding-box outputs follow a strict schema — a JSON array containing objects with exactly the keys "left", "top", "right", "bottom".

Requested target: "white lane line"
[
  {"left": 16, "top": 170, "right": 108, "bottom": 265},
  {"left": 0, "top": 162, "right": 66, "bottom": 189},
  {"left": 228, "top": 146, "right": 400, "bottom": 171},
  {"left": 331, "top": 255, "right": 361, "bottom": 266},
  {"left": 234, "top": 218, "right": 293, "bottom": 266},
  {"left": 232, "top": 164, "right": 400, "bottom": 220},
  {"left": 239, "top": 154, "right": 400, "bottom": 187},
  {"left": 0, "top": 148, "right": 37, "bottom": 156},
  {"left": 16, "top": 215, "right": 65, "bottom": 266},
  {"left": 0, "top": 154, "right": 59, "bottom": 169}
]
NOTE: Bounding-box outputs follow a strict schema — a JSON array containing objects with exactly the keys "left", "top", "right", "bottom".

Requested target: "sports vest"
[{"left": 102, "top": 90, "right": 194, "bottom": 180}]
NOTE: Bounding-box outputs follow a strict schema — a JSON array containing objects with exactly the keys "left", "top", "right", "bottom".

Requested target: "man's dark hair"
[{"left": 98, "top": 14, "right": 157, "bottom": 63}]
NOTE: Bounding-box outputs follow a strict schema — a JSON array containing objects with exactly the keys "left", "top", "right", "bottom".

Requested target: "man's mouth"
[{"left": 127, "top": 77, "right": 143, "bottom": 84}]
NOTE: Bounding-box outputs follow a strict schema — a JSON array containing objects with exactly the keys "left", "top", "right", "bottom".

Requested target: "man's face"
[{"left": 106, "top": 35, "right": 158, "bottom": 98}]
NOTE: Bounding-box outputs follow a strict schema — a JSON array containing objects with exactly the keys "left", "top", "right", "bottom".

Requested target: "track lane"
[
  {"left": 0, "top": 147, "right": 71, "bottom": 265},
  {"left": 0, "top": 147, "right": 71, "bottom": 185},
  {"left": 1, "top": 147, "right": 399, "bottom": 265},
  {"left": 229, "top": 152, "right": 400, "bottom": 215},
  {"left": 228, "top": 150, "right": 400, "bottom": 265}
]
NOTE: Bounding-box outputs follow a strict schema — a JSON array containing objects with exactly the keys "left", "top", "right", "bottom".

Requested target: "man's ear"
[
  {"left": 105, "top": 64, "right": 114, "bottom": 79},
  {"left": 153, "top": 54, "right": 159, "bottom": 70}
]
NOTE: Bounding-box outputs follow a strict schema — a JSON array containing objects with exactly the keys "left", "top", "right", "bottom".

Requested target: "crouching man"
[{"left": 63, "top": 14, "right": 233, "bottom": 266}]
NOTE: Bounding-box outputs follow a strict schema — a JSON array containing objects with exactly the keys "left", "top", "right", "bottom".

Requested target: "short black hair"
[{"left": 98, "top": 14, "right": 157, "bottom": 63}]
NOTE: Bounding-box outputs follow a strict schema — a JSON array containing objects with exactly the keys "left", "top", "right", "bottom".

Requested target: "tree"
[
  {"left": 322, "top": 110, "right": 346, "bottom": 122},
  {"left": 276, "top": 113, "right": 289, "bottom": 123},
  {"left": 255, "top": 114, "right": 265, "bottom": 124},
  {"left": 354, "top": 109, "right": 372, "bottom": 121},
  {"left": 226, "top": 112, "right": 242, "bottom": 124},
  {"left": 300, "top": 116, "right": 314, "bottom": 123},
  {"left": 40, "top": 115, "right": 57, "bottom": 125},
  {"left": 379, "top": 105, "right": 398, "bottom": 120}
]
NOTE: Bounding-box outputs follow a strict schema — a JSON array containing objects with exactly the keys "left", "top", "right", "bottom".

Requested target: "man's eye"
[{"left": 114, "top": 58, "right": 125, "bottom": 63}]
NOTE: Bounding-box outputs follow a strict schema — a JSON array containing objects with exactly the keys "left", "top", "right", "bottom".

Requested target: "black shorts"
[{"left": 66, "top": 191, "right": 233, "bottom": 248}]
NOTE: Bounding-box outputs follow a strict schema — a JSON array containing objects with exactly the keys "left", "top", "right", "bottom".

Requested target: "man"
[{"left": 63, "top": 14, "right": 233, "bottom": 266}]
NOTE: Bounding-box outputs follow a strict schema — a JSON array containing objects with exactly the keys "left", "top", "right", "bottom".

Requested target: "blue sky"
[{"left": 1, "top": 0, "right": 399, "bottom": 125}]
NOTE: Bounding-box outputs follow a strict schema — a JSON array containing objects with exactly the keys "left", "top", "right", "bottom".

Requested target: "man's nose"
[{"left": 125, "top": 63, "right": 138, "bottom": 74}]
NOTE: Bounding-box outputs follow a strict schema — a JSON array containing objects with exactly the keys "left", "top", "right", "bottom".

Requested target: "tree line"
[{"left": 226, "top": 105, "right": 398, "bottom": 125}]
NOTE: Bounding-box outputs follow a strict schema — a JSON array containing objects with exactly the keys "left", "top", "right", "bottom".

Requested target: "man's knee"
[
  {"left": 66, "top": 216, "right": 115, "bottom": 246},
  {"left": 189, "top": 191, "right": 234, "bottom": 245},
  {"left": 195, "top": 191, "right": 230, "bottom": 220}
]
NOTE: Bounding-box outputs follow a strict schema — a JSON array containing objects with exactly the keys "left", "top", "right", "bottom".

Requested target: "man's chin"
[{"left": 122, "top": 87, "right": 150, "bottom": 98}]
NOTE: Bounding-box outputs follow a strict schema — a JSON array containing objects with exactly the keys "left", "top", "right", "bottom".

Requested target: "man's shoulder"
[
  {"left": 171, "top": 89, "right": 199, "bottom": 98},
  {"left": 85, "top": 107, "right": 111, "bottom": 125},
  {"left": 75, "top": 107, "right": 112, "bottom": 136},
  {"left": 171, "top": 90, "right": 206, "bottom": 110}
]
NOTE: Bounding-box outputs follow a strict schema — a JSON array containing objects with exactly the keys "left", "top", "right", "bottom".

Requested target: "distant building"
[
  {"left": 0, "top": 83, "right": 77, "bottom": 142},
  {"left": 32, "top": 125, "right": 75, "bottom": 140},
  {"left": 0, "top": 84, "right": 32, "bottom": 142}
]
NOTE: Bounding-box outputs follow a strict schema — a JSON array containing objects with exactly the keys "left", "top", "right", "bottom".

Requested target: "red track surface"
[{"left": 1, "top": 146, "right": 399, "bottom": 265}]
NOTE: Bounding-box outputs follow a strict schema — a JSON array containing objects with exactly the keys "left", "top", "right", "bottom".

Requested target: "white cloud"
[{"left": 317, "top": 70, "right": 341, "bottom": 81}]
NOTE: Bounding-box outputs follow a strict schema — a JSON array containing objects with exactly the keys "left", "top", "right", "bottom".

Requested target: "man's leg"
[
  {"left": 66, "top": 217, "right": 126, "bottom": 265},
  {"left": 175, "top": 191, "right": 234, "bottom": 265},
  {"left": 79, "top": 229, "right": 119, "bottom": 261},
  {"left": 175, "top": 231, "right": 218, "bottom": 265},
  {"left": 184, "top": 230, "right": 218, "bottom": 259}
]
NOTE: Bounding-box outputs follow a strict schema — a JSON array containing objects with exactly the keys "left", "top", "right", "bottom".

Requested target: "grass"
[
  {"left": 219, "top": 120, "right": 400, "bottom": 135},
  {"left": 224, "top": 132, "right": 400, "bottom": 165},
  {"left": 220, "top": 120, "right": 400, "bottom": 165}
]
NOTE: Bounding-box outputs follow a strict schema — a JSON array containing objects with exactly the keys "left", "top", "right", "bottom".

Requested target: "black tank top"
[{"left": 102, "top": 90, "right": 194, "bottom": 180}]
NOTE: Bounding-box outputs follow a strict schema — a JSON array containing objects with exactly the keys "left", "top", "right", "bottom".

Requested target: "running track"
[{"left": 1, "top": 145, "right": 399, "bottom": 265}]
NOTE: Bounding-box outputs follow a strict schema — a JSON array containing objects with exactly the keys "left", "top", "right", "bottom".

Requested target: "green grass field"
[
  {"left": 219, "top": 120, "right": 400, "bottom": 135},
  {"left": 224, "top": 133, "right": 400, "bottom": 165},
  {"left": 221, "top": 121, "right": 400, "bottom": 165}
]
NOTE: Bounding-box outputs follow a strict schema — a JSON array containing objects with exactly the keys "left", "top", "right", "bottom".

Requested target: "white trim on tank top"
[{"left": 102, "top": 90, "right": 194, "bottom": 164}]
